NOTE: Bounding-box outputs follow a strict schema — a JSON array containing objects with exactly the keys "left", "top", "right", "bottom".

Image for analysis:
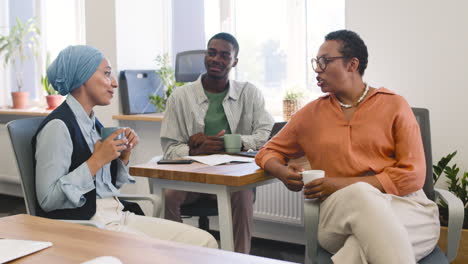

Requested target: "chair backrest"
[
  {"left": 269, "top": 121, "right": 287, "bottom": 140},
  {"left": 411, "top": 107, "right": 435, "bottom": 201},
  {"left": 7, "top": 117, "right": 45, "bottom": 215},
  {"left": 175, "top": 50, "right": 206, "bottom": 82}
]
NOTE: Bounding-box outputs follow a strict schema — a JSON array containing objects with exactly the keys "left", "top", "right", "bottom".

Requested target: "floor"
[{"left": 0, "top": 194, "right": 305, "bottom": 263}]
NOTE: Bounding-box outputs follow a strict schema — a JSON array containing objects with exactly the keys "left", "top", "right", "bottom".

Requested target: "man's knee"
[{"left": 231, "top": 189, "right": 254, "bottom": 207}]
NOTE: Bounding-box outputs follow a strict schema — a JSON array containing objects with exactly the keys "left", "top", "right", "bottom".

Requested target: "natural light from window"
[{"left": 204, "top": 0, "right": 344, "bottom": 116}]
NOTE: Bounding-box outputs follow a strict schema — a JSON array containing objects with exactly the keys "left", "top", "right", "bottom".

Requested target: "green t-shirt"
[{"left": 204, "top": 89, "right": 232, "bottom": 136}]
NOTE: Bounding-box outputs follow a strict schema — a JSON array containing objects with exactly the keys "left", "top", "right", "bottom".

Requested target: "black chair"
[
  {"left": 174, "top": 50, "right": 206, "bottom": 82},
  {"left": 180, "top": 122, "right": 287, "bottom": 231},
  {"left": 303, "top": 108, "right": 465, "bottom": 264}
]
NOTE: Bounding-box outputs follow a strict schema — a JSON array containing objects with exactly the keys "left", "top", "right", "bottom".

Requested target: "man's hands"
[{"left": 188, "top": 130, "right": 226, "bottom": 156}]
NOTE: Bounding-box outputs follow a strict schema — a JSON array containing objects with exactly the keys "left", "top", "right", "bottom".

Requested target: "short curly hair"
[
  {"left": 325, "top": 30, "right": 368, "bottom": 76},
  {"left": 208, "top": 32, "right": 239, "bottom": 57}
]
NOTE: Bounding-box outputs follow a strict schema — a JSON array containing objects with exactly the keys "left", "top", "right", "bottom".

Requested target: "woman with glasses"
[{"left": 256, "top": 30, "right": 439, "bottom": 263}]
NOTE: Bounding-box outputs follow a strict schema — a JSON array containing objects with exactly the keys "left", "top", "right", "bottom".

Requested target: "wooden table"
[
  {"left": 130, "top": 161, "right": 277, "bottom": 252},
  {"left": 0, "top": 214, "right": 296, "bottom": 264}
]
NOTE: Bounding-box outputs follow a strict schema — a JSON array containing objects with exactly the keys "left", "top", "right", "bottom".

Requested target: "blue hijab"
[{"left": 47, "top": 45, "right": 104, "bottom": 96}]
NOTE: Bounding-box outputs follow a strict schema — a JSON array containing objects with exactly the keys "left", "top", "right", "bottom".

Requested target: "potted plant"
[
  {"left": 283, "top": 86, "right": 305, "bottom": 121},
  {"left": 42, "top": 74, "right": 63, "bottom": 110},
  {"left": 434, "top": 151, "right": 468, "bottom": 263},
  {"left": 42, "top": 52, "right": 63, "bottom": 110},
  {"left": 149, "top": 53, "right": 184, "bottom": 112},
  {"left": 0, "top": 17, "right": 40, "bottom": 109}
]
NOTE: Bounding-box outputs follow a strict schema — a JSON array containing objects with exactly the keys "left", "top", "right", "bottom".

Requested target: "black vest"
[{"left": 32, "top": 102, "right": 118, "bottom": 220}]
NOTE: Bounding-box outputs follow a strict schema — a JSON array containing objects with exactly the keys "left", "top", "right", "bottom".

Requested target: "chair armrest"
[
  {"left": 60, "top": 220, "right": 105, "bottom": 229},
  {"left": 435, "top": 188, "right": 465, "bottom": 262},
  {"left": 304, "top": 199, "right": 321, "bottom": 264},
  {"left": 117, "top": 194, "right": 160, "bottom": 217}
]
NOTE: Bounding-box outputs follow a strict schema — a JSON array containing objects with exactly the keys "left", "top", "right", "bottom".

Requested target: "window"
[
  {"left": 204, "top": 0, "right": 344, "bottom": 116},
  {"left": 39, "top": 0, "right": 85, "bottom": 88}
]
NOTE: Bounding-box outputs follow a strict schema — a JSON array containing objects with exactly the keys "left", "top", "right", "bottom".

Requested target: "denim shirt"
[{"left": 35, "top": 95, "right": 134, "bottom": 212}]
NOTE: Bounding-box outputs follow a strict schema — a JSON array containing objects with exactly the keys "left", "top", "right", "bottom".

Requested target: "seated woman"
[
  {"left": 33, "top": 45, "right": 217, "bottom": 248},
  {"left": 255, "top": 30, "right": 439, "bottom": 263}
]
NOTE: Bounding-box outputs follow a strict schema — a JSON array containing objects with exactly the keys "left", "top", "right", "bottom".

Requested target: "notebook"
[{"left": 0, "top": 239, "right": 52, "bottom": 263}]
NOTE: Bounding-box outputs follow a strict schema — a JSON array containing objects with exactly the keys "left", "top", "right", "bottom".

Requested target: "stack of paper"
[
  {"left": 0, "top": 239, "right": 52, "bottom": 263},
  {"left": 185, "top": 154, "right": 255, "bottom": 166}
]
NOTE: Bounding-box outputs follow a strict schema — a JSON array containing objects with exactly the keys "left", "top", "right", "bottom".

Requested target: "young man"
[{"left": 160, "top": 32, "right": 274, "bottom": 253}]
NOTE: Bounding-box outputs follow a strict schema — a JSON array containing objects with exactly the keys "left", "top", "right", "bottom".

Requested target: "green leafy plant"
[
  {"left": 149, "top": 54, "right": 185, "bottom": 112},
  {"left": 0, "top": 17, "right": 40, "bottom": 92},
  {"left": 433, "top": 151, "right": 468, "bottom": 228},
  {"left": 283, "top": 86, "right": 305, "bottom": 100},
  {"left": 42, "top": 52, "right": 58, "bottom": 95}
]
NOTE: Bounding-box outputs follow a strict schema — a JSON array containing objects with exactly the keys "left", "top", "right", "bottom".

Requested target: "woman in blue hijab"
[{"left": 33, "top": 45, "right": 217, "bottom": 248}]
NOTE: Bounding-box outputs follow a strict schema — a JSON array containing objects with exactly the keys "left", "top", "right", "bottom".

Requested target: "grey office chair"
[
  {"left": 174, "top": 50, "right": 206, "bottom": 82},
  {"left": 7, "top": 117, "right": 159, "bottom": 228},
  {"left": 304, "top": 108, "right": 464, "bottom": 264}
]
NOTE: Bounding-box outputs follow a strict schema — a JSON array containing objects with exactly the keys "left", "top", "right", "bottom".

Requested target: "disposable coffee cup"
[
  {"left": 223, "top": 134, "right": 242, "bottom": 153},
  {"left": 301, "top": 170, "right": 325, "bottom": 184}
]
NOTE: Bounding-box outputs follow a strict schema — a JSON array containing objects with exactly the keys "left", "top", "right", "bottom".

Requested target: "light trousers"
[
  {"left": 90, "top": 197, "right": 218, "bottom": 249},
  {"left": 318, "top": 182, "right": 440, "bottom": 264},
  {"left": 164, "top": 189, "right": 254, "bottom": 253}
]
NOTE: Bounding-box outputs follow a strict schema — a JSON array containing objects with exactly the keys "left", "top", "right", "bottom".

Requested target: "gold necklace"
[{"left": 337, "top": 83, "right": 369, "bottom": 108}]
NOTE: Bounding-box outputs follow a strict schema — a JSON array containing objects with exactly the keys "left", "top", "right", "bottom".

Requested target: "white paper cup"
[{"left": 301, "top": 170, "right": 325, "bottom": 184}]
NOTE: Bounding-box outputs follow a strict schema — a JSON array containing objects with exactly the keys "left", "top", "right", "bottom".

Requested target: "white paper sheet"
[
  {"left": 185, "top": 154, "right": 255, "bottom": 166},
  {"left": 0, "top": 239, "right": 52, "bottom": 263}
]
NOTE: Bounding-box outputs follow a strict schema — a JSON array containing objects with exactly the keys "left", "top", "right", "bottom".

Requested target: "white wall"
[{"left": 346, "top": 0, "right": 468, "bottom": 183}]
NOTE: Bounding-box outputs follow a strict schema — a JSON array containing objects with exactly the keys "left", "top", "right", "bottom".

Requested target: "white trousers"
[
  {"left": 318, "top": 182, "right": 440, "bottom": 264},
  {"left": 90, "top": 197, "right": 218, "bottom": 249}
]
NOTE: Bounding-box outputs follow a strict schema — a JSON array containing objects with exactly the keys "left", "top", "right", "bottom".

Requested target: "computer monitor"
[{"left": 175, "top": 50, "right": 206, "bottom": 82}]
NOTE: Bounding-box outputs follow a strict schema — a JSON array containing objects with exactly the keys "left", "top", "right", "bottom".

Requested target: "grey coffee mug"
[{"left": 101, "top": 127, "right": 126, "bottom": 141}]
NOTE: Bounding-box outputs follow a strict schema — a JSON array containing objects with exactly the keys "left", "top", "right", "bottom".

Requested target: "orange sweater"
[{"left": 256, "top": 88, "right": 425, "bottom": 196}]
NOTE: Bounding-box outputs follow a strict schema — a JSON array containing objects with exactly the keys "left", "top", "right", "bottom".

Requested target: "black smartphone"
[{"left": 157, "top": 159, "right": 194, "bottom": 164}]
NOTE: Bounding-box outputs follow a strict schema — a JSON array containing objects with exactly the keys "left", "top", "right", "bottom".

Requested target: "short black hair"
[
  {"left": 208, "top": 32, "right": 239, "bottom": 57},
  {"left": 325, "top": 30, "right": 368, "bottom": 76}
]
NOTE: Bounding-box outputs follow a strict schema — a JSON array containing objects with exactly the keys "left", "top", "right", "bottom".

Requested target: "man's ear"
[
  {"left": 232, "top": 58, "right": 239, "bottom": 68},
  {"left": 347, "top": 57, "right": 359, "bottom": 73}
]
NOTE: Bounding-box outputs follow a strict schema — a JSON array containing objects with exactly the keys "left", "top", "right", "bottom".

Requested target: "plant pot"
[
  {"left": 283, "top": 99, "right": 302, "bottom": 121},
  {"left": 11, "top": 91, "right": 29, "bottom": 109},
  {"left": 46, "top": 95, "right": 64, "bottom": 110},
  {"left": 438, "top": 226, "right": 468, "bottom": 263}
]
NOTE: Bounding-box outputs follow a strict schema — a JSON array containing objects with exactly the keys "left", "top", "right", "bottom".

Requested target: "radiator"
[{"left": 253, "top": 181, "right": 304, "bottom": 226}]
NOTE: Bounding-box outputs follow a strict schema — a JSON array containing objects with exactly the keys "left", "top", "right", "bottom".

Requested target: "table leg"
[
  {"left": 152, "top": 179, "right": 165, "bottom": 218},
  {"left": 217, "top": 187, "right": 235, "bottom": 251}
]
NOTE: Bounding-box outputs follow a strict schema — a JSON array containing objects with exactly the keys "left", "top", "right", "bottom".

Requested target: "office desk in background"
[
  {"left": 0, "top": 214, "right": 296, "bottom": 264},
  {"left": 130, "top": 161, "right": 277, "bottom": 252}
]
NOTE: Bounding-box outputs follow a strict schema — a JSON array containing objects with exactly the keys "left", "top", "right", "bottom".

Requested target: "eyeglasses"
[{"left": 311, "top": 56, "right": 347, "bottom": 72}]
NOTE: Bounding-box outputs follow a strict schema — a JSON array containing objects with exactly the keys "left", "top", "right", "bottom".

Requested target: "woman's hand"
[
  {"left": 120, "top": 128, "right": 139, "bottom": 165},
  {"left": 87, "top": 128, "right": 128, "bottom": 175},
  {"left": 304, "top": 177, "right": 360, "bottom": 201},
  {"left": 265, "top": 159, "right": 305, "bottom": 192}
]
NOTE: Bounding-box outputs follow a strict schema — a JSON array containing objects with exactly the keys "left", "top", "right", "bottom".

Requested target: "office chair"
[
  {"left": 174, "top": 50, "right": 206, "bottom": 82},
  {"left": 7, "top": 117, "right": 159, "bottom": 228},
  {"left": 303, "top": 108, "right": 464, "bottom": 264},
  {"left": 179, "top": 122, "right": 287, "bottom": 231}
]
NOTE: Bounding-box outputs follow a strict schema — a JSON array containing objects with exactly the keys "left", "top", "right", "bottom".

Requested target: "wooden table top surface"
[
  {"left": 130, "top": 161, "right": 271, "bottom": 187},
  {"left": 0, "top": 214, "right": 296, "bottom": 264}
]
